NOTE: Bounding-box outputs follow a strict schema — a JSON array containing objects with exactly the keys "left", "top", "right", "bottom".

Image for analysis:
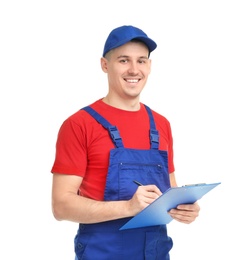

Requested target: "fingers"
[
  {"left": 137, "top": 185, "right": 162, "bottom": 202},
  {"left": 139, "top": 190, "right": 159, "bottom": 205},
  {"left": 176, "top": 202, "right": 200, "bottom": 212},
  {"left": 168, "top": 202, "right": 200, "bottom": 224},
  {"left": 141, "top": 184, "right": 163, "bottom": 196},
  {"left": 129, "top": 185, "right": 161, "bottom": 213}
]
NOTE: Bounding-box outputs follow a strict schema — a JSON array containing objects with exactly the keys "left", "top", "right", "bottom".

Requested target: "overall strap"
[
  {"left": 144, "top": 105, "right": 160, "bottom": 150},
  {"left": 82, "top": 106, "right": 124, "bottom": 148},
  {"left": 82, "top": 105, "right": 160, "bottom": 150}
]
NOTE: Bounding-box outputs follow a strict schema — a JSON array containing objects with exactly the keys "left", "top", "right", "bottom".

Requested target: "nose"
[{"left": 127, "top": 61, "right": 139, "bottom": 74}]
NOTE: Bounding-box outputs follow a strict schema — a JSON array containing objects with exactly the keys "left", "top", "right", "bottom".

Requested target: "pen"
[{"left": 133, "top": 180, "right": 143, "bottom": 186}]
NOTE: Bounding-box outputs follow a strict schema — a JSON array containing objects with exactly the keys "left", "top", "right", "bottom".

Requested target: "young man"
[{"left": 51, "top": 25, "right": 200, "bottom": 260}]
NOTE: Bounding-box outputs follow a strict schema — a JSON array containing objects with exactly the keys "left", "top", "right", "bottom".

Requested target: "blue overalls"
[{"left": 74, "top": 105, "right": 173, "bottom": 260}]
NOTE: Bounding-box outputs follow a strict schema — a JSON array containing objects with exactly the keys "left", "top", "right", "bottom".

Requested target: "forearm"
[
  {"left": 169, "top": 172, "right": 178, "bottom": 187},
  {"left": 52, "top": 193, "right": 132, "bottom": 224}
]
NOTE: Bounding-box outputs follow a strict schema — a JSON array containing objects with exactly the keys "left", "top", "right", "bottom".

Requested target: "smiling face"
[{"left": 101, "top": 41, "right": 152, "bottom": 110}]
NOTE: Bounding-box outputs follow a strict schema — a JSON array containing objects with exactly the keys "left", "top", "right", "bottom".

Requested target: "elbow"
[{"left": 52, "top": 200, "right": 66, "bottom": 221}]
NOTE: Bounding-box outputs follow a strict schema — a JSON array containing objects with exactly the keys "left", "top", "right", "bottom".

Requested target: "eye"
[
  {"left": 138, "top": 59, "right": 146, "bottom": 64},
  {"left": 119, "top": 59, "right": 128, "bottom": 63}
]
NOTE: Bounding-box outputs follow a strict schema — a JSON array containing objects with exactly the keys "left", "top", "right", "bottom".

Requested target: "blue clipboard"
[{"left": 120, "top": 182, "right": 221, "bottom": 230}]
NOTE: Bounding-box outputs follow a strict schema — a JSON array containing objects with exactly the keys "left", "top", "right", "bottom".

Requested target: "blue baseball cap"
[{"left": 103, "top": 25, "right": 157, "bottom": 57}]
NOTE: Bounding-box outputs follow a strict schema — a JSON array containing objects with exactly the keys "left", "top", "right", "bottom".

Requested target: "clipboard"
[{"left": 120, "top": 182, "right": 221, "bottom": 230}]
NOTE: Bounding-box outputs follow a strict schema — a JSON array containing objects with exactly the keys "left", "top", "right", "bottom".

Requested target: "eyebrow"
[{"left": 117, "top": 55, "right": 149, "bottom": 59}]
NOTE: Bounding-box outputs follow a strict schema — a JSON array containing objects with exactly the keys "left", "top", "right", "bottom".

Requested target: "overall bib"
[{"left": 74, "top": 105, "right": 173, "bottom": 260}]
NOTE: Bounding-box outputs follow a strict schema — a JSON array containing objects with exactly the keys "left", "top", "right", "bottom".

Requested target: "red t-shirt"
[{"left": 51, "top": 99, "right": 175, "bottom": 200}]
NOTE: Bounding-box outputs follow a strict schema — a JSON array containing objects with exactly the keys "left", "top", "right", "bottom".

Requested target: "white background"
[{"left": 0, "top": 1, "right": 246, "bottom": 259}]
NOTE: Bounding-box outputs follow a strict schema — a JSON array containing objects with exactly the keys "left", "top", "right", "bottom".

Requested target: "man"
[{"left": 51, "top": 25, "right": 200, "bottom": 260}]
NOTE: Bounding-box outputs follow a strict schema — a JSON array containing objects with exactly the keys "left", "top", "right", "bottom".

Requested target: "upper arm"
[{"left": 52, "top": 173, "right": 83, "bottom": 200}]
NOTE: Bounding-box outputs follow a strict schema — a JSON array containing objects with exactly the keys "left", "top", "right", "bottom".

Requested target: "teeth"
[{"left": 127, "top": 79, "right": 138, "bottom": 83}]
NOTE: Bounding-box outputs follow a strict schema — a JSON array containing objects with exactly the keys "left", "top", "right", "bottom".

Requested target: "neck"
[{"left": 102, "top": 96, "right": 141, "bottom": 111}]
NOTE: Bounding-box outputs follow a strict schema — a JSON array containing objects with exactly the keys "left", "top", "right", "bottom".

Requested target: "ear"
[{"left": 100, "top": 57, "right": 108, "bottom": 73}]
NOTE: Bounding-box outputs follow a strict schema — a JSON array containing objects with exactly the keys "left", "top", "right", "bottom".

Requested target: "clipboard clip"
[{"left": 183, "top": 183, "right": 206, "bottom": 187}]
